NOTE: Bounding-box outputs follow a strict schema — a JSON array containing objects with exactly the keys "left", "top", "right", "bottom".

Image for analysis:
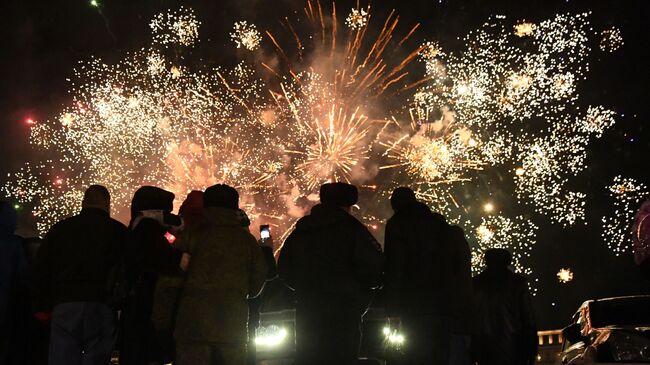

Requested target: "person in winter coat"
[
  {"left": 0, "top": 201, "right": 30, "bottom": 365},
  {"left": 472, "top": 248, "right": 537, "bottom": 365},
  {"left": 173, "top": 184, "right": 267, "bottom": 365},
  {"left": 633, "top": 199, "right": 650, "bottom": 287},
  {"left": 120, "top": 186, "right": 186, "bottom": 365},
  {"left": 278, "top": 182, "right": 384, "bottom": 365},
  {"left": 33, "top": 185, "right": 127, "bottom": 365},
  {"left": 383, "top": 186, "right": 455, "bottom": 365}
]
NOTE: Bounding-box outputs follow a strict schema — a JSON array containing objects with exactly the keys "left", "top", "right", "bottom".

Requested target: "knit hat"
[
  {"left": 204, "top": 184, "right": 239, "bottom": 210},
  {"left": 319, "top": 182, "right": 358, "bottom": 207},
  {"left": 390, "top": 187, "right": 417, "bottom": 211}
]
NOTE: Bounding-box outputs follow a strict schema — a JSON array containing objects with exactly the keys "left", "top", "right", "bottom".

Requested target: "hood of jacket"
[
  {"left": 130, "top": 186, "right": 175, "bottom": 219},
  {"left": 0, "top": 202, "right": 17, "bottom": 236},
  {"left": 295, "top": 203, "right": 354, "bottom": 231},
  {"left": 179, "top": 190, "right": 204, "bottom": 226}
]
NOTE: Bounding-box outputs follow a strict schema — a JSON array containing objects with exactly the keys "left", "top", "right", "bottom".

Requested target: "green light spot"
[{"left": 90, "top": 0, "right": 99, "bottom": 7}]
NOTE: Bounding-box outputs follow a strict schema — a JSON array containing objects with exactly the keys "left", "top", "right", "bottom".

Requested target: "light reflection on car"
[{"left": 561, "top": 295, "right": 650, "bottom": 364}]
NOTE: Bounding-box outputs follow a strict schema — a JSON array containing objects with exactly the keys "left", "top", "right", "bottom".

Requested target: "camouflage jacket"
[{"left": 174, "top": 207, "right": 267, "bottom": 343}]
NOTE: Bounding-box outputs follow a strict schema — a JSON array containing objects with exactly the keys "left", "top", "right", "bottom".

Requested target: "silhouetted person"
[
  {"left": 33, "top": 185, "right": 127, "bottom": 365},
  {"left": 246, "top": 225, "right": 279, "bottom": 365},
  {"left": 120, "top": 186, "right": 186, "bottom": 365},
  {"left": 150, "top": 190, "right": 206, "bottom": 364},
  {"left": 278, "top": 182, "right": 384, "bottom": 365},
  {"left": 173, "top": 184, "right": 267, "bottom": 365},
  {"left": 0, "top": 201, "right": 29, "bottom": 365},
  {"left": 472, "top": 248, "right": 537, "bottom": 365},
  {"left": 448, "top": 225, "right": 475, "bottom": 365},
  {"left": 383, "top": 187, "right": 454, "bottom": 365}
]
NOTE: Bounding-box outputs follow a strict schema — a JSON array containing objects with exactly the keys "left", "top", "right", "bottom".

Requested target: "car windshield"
[{"left": 589, "top": 297, "right": 650, "bottom": 328}]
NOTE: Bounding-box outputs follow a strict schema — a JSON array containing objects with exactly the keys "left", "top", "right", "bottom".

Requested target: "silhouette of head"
[
  {"left": 485, "top": 248, "right": 512, "bottom": 269},
  {"left": 390, "top": 187, "right": 417, "bottom": 211},
  {"left": 319, "top": 182, "right": 358, "bottom": 208},
  {"left": 179, "top": 190, "right": 204, "bottom": 226},
  {"left": 204, "top": 184, "right": 239, "bottom": 210},
  {"left": 130, "top": 186, "right": 175, "bottom": 220},
  {"left": 82, "top": 185, "right": 111, "bottom": 213}
]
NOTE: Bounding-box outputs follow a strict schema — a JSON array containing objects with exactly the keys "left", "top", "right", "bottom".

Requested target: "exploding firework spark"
[
  {"left": 346, "top": 8, "right": 369, "bottom": 30},
  {"left": 231, "top": 21, "right": 262, "bottom": 51},
  {"left": 557, "top": 268, "right": 574, "bottom": 283},
  {"left": 150, "top": 7, "right": 200, "bottom": 47},
  {"left": 602, "top": 176, "right": 649, "bottom": 256},
  {"left": 514, "top": 21, "right": 536, "bottom": 37},
  {"left": 600, "top": 27, "right": 623, "bottom": 52}
]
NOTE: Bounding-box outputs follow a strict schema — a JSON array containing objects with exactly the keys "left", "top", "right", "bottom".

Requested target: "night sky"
[{"left": 1, "top": 0, "right": 649, "bottom": 329}]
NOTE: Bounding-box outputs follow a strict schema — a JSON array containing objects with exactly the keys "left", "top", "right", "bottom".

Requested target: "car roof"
[{"left": 579, "top": 295, "right": 650, "bottom": 308}]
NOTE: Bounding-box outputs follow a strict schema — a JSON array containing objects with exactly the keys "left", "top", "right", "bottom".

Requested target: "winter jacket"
[
  {"left": 173, "top": 207, "right": 267, "bottom": 343},
  {"left": 472, "top": 268, "right": 537, "bottom": 365},
  {"left": 34, "top": 208, "right": 127, "bottom": 309},
  {"left": 0, "top": 202, "right": 28, "bottom": 325},
  {"left": 277, "top": 204, "right": 384, "bottom": 311},
  {"left": 120, "top": 186, "right": 183, "bottom": 365},
  {"left": 383, "top": 201, "right": 453, "bottom": 316}
]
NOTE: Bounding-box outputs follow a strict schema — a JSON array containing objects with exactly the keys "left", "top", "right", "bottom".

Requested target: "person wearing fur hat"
[
  {"left": 278, "top": 182, "right": 384, "bottom": 365},
  {"left": 384, "top": 186, "right": 457, "bottom": 365}
]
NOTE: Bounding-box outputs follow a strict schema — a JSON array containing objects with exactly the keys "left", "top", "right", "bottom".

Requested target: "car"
[{"left": 560, "top": 295, "right": 650, "bottom": 364}]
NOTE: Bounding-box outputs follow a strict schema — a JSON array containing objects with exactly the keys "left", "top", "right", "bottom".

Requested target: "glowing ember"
[
  {"left": 514, "top": 21, "right": 535, "bottom": 37},
  {"left": 557, "top": 268, "right": 574, "bottom": 283},
  {"left": 231, "top": 21, "right": 262, "bottom": 51},
  {"left": 346, "top": 8, "right": 368, "bottom": 30}
]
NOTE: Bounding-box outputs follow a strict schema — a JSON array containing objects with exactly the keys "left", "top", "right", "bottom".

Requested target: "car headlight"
[
  {"left": 255, "top": 325, "right": 288, "bottom": 349},
  {"left": 606, "top": 332, "right": 650, "bottom": 362},
  {"left": 383, "top": 326, "right": 405, "bottom": 346}
]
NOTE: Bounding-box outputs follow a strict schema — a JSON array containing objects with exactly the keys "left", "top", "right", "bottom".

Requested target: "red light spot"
[
  {"left": 26, "top": 118, "right": 36, "bottom": 125},
  {"left": 54, "top": 178, "right": 64, "bottom": 186},
  {"left": 164, "top": 232, "right": 176, "bottom": 244}
]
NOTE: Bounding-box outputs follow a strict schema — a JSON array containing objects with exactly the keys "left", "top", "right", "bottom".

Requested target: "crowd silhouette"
[{"left": 1, "top": 182, "right": 539, "bottom": 365}]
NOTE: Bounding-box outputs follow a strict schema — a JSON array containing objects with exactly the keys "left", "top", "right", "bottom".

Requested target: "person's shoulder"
[
  {"left": 510, "top": 271, "right": 530, "bottom": 287},
  {"left": 472, "top": 271, "right": 489, "bottom": 284},
  {"left": 109, "top": 217, "right": 128, "bottom": 231},
  {"left": 49, "top": 214, "right": 78, "bottom": 231}
]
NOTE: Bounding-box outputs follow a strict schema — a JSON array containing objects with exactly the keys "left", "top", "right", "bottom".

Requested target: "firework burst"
[
  {"left": 602, "top": 176, "right": 648, "bottom": 256},
  {"left": 2, "top": 3, "right": 637, "bottom": 287}
]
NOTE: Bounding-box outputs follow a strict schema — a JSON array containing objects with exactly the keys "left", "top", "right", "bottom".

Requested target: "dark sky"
[{"left": 1, "top": 0, "right": 649, "bottom": 328}]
